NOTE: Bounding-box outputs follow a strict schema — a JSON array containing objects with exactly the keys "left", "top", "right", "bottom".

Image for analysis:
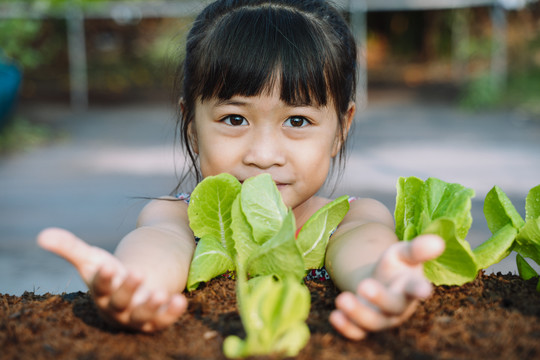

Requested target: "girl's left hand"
[{"left": 329, "top": 235, "right": 445, "bottom": 340}]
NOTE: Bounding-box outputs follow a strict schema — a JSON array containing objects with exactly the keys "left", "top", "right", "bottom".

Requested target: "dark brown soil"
[{"left": 2, "top": 272, "right": 540, "bottom": 360}]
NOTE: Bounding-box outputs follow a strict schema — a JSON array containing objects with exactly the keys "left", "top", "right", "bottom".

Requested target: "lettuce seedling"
[
  {"left": 186, "top": 173, "right": 350, "bottom": 357},
  {"left": 223, "top": 275, "right": 311, "bottom": 358},
  {"left": 395, "top": 176, "right": 478, "bottom": 285},
  {"left": 186, "top": 173, "right": 240, "bottom": 290},
  {"left": 483, "top": 184, "right": 540, "bottom": 288},
  {"left": 395, "top": 177, "right": 540, "bottom": 287}
]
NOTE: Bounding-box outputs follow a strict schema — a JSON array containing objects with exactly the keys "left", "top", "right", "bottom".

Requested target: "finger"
[
  {"left": 130, "top": 293, "right": 187, "bottom": 333},
  {"left": 92, "top": 264, "right": 116, "bottom": 297},
  {"left": 397, "top": 235, "right": 445, "bottom": 265},
  {"left": 109, "top": 272, "right": 143, "bottom": 312},
  {"left": 151, "top": 294, "right": 187, "bottom": 329},
  {"left": 329, "top": 310, "right": 367, "bottom": 341},
  {"left": 335, "top": 292, "right": 401, "bottom": 332},
  {"left": 403, "top": 276, "right": 433, "bottom": 300},
  {"left": 357, "top": 278, "right": 409, "bottom": 316},
  {"left": 130, "top": 291, "right": 168, "bottom": 328},
  {"left": 37, "top": 228, "right": 92, "bottom": 267}
]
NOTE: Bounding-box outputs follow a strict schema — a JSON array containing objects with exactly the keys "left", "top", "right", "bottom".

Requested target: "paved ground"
[{"left": 1, "top": 91, "right": 539, "bottom": 295}]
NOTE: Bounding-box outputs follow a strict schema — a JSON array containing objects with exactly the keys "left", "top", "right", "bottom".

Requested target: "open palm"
[{"left": 38, "top": 228, "right": 187, "bottom": 332}]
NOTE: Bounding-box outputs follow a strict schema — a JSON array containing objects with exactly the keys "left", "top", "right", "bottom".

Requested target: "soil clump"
[{"left": 1, "top": 272, "right": 539, "bottom": 359}]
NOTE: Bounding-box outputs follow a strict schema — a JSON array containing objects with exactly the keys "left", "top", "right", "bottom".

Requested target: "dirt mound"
[{"left": 2, "top": 272, "right": 539, "bottom": 359}]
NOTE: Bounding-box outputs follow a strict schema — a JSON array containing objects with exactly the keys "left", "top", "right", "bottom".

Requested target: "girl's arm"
[
  {"left": 38, "top": 197, "right": 195, "bottom": 332},
  {"left": 325, "top": 198, "right": 444, "bottom": 340},
  {"left": 114, "top": 197, "right": 195, "bottom": 293}
]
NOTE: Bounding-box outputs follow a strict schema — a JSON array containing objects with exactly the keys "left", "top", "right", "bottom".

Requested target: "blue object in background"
[{"left": 0, "top": 57, "right": 22, "bottom": 131}]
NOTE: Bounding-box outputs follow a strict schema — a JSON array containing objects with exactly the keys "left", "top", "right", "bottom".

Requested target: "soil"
[{"left": 1, "top": 272, "right": 540, "bottom": 360}]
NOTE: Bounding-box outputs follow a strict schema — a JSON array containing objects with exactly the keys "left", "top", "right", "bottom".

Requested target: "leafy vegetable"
[
  {"left": 240, "top": 175, "right": 288, "bottom": 245},
  {"left": 296, "top": 196, "right": 350, "bottom": 270},
  {"left": 472, "top": 224, "right": 516, "bottom": 270},
  {"left": 186, "top": 173, "right": 350, "bottom": 357},
  {"left": 395, "top": 177, "right": 540, "bottom": 288},
  {"left": 421, "top": 218, "right": 478, "bottom": 286},
  {"left": 223, "top": 275, "right": 310, "bottom": 358},
  {"left": 481, "top": 184, "right": 540, "bottom": 289},
  {"left": 395, "top": 176, "right": 477, "bottom": 285},
  {"left": 186, "top": 173, "right": 240, "bottom": 291},
  {"left": 516, "top": 253, "right": 538, "bottom": 280},
  {"left": 484, "top": 185, "right": 525, "bottom": 233},
  {"left": 245, "top": 211, "right": 305, "bottom": 282},
  {"left": 188, "top": 172, "right": 240, "bottom": 254}
]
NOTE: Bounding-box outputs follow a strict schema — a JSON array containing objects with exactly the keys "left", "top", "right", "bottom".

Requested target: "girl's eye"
[
  {"left": 283, "top": 116, "right": 310, "bottom": 128},
  {"left": 222, "top": 115, "right": 248, "bottom": 126}
]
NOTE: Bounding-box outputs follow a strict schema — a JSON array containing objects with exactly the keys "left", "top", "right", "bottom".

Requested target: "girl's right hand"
[{"left": 37, "top": 227, "right": 187, "bottom": 332}]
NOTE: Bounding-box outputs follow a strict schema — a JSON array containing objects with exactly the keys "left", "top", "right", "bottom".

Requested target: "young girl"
[{"left": 38, "top": 0, "right": 444, "bottom": 340}]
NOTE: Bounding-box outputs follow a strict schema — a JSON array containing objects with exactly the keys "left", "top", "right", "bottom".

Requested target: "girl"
[{"left": 38, "top": 0, "right": 444, "bottom": 340}]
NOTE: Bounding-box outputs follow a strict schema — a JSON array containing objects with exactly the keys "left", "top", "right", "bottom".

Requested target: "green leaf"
[
  {"left": 296, "top": 195, "right": 350, "bottom": 270},
  {"left": 246, "top": 212, "right": 305, "bottom": 282},
  {"left": 525, "top": 185, "right": 540, "bottom": 221},
  {"left": 395, "top": 176, "right": 424, "bottom": 240},
  {"left": 231, "top": 196, "right": 257, "bottom": 266},
  {"left": 514, "top": 185, "right": 540, "bottom": 266},
  {"left": 240, "top": 174, "right": 288, "bottom": 245},
  {"left": 223, "top": 275, "right": 310, "bottom": 358},
  {"left": 422, "top": 218, "right": 478, "bottom": 285},
  {"left": 515, "top": 218, "right": 540, "bottom": 265},
  {"left": 483, "top": 186, "right": 525, "bottom": 233},
  {"left": 473, "top": 224, "right": 517, "bottom": 270},
  {"left": 394, "top": 177, "right": 477, "bottom": 285},
  {"left": 186, "top": 235, "right": 235, "bottom": 291},
  {"left": 394, "top": 177, "right": 474, "bottom": 241},
  {"left": 188, "top": 173, "right": 241, "bottom": 255},
  {"left": 516, "top": 253, "right": 539, "bottom": 280},
  {"left": 422, "top": 178, "right": 475, "bottom": 240}
]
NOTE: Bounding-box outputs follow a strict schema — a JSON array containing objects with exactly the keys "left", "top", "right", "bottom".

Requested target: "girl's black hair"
[{"left": 174, "top": 0, "right": 357, "bottom": 191}]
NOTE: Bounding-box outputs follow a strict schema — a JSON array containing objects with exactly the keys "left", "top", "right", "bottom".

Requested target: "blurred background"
[{"left": 1, "top": 0, "right": 539, "bottom": 295}]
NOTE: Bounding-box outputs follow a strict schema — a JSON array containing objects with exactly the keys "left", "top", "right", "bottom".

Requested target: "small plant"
[
  {"left": 395, "top": 176, "right": 540, "bottom": 288},
  {"left": 483, "top": 184, "right": 540, "bottom": 290},
  {"left": 186, "top": 173, "right": 349, "bottom": 358}
]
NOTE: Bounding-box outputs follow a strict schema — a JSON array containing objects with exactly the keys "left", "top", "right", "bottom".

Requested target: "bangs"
[{"left": 193, "top": 6, "right": 331, "bottom": 106}]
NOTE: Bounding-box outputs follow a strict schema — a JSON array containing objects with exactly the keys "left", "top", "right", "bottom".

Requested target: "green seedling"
[
  {"left": 186, "top": 173, "right": 349, "bottom": 357},
  {"left": 395, "top": 176, "right": 540, "bottom": 289}
]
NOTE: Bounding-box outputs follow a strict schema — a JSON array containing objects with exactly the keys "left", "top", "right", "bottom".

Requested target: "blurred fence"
[{"left": 1, "top": 0, "right": 536, "bottom": 111}]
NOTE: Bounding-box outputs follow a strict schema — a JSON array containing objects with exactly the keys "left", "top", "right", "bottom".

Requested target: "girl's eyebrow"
[
  {"left": 216, "top": 98, "right": 322, "bottom": 110},
  {"left": 215, "top": 98, "right": 249, "bottom": 107}
]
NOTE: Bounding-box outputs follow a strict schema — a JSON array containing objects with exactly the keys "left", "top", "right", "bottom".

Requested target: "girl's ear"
[
  {"left": 332, "top": 101, "right": 356, "bottom": 157},
  {"left": 180, "top": 99, "right": 199, "bottom": 155}
]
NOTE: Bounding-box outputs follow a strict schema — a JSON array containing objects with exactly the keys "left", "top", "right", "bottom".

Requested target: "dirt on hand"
[{"left": 1, "top": 272, "right": 540, "bottom": 360}]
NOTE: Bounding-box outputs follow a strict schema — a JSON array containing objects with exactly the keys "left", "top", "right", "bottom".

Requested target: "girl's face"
[{"left": 190, "top": 85, "right": 353, "bottom": 215}]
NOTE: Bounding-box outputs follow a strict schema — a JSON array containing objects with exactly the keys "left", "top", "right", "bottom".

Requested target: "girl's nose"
[{"left": 243, "top": 129, "right": 286, "bottom": 169}]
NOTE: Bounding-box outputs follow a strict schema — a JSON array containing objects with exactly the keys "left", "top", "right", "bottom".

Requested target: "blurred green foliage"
[
  {"left": 0, "top": 115, "right": 59, "bottom": 153},
  {"left": 0, "top": 19, "right": 43, "bottom": 69},
  {"left": 0, "top": 0, "right": 191, "bottom": 101},
  {"left": 0, "top": 0, "right": 149, "bottom": 68}
]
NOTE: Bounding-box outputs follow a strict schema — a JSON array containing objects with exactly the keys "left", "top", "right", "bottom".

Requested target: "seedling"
[
  {"left": 186, "top": 173, "right": 349, "bottom": 357},
  {"left": 395, "top": 176, "right": 540, "bottom": 288}
]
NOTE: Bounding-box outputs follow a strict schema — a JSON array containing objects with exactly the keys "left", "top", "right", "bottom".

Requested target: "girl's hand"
[
  {"left": 37, "top": 228, "right": 188, "bottom": 332},
  {"left": 329, "top": 234, "right": 445, "bottom": 340}
]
